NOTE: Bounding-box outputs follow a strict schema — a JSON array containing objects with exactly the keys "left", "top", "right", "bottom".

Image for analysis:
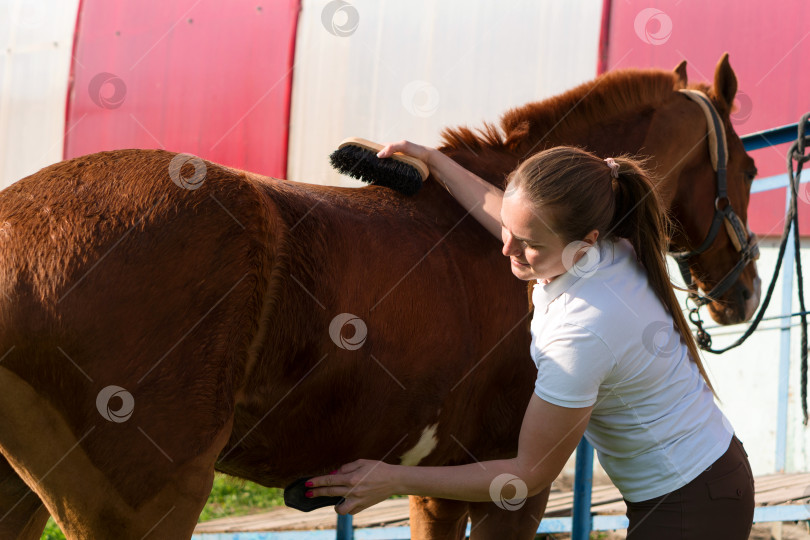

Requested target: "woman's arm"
[
  {"left": 377, "top": 141, "right": 504, "bottom": 239},
  {"left": 307, "top": 394, "right": 593, "bottom": 515}
]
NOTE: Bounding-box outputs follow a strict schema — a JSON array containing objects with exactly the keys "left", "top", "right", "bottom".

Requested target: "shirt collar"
[{"left": 532, "top": 240, "right": 605, "bottom": 312}]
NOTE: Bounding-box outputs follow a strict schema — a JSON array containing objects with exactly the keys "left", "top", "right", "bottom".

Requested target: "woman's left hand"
[{"left": 306, "top": 459, "right": 398, "bottom": 515}]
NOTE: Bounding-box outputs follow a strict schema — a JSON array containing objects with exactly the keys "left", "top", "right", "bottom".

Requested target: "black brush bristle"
[
  {"left": 283, "top": 477, "right": 344, "bottom": 512},
  {"left": 329, "top": 144, "right": 423, "bottom": 196}
]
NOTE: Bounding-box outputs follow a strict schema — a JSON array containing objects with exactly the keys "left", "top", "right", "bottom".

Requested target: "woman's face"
[{"left": 500, "top": 189, "right": 569, "bottom": 282}]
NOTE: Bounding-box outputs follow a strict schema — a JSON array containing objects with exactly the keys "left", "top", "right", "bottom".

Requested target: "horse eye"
[{"left": 745, "top": 168, "right": 757, "bottom": 183}]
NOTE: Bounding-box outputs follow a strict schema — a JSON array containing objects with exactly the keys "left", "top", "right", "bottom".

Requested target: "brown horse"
[{"left": 0, "top": 54, "right": 757, "bottom": 539}]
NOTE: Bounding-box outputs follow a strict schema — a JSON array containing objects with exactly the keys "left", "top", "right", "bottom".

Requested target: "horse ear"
[
  {"left": 713, "top": 52, "right": 737, "bottom": 111},
  {"left": 673, "top": 60, "right": 688, "bottom": 88}
]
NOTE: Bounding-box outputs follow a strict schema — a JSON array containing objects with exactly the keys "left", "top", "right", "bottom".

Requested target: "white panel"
[
  {"left": 288, "top": 0, "right": 603, "bottom": 187},
  {"left": 0, "top": 0, "right": 80, "bottom": 189}
]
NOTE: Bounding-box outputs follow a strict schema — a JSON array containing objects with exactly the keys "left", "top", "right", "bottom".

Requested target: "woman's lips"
[{"left": 512, "top": 258, "right": 530, "bottom": 267}]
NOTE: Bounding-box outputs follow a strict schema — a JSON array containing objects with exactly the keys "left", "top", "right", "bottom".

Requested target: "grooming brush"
[
  {"left": 329, "top": 137, "right": 429, "bottom": 196},
  {"left": 284, "top": 477, "right": 345, "bottom": 512}
]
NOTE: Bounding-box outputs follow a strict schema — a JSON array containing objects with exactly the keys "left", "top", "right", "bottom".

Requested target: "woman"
[{"left": 308, "top": 142, "right": 755, "bottom": 538}]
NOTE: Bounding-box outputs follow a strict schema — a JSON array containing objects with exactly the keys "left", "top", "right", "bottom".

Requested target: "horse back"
[{"left": 0, "top": 149, "right": 279, "bottom": 507}]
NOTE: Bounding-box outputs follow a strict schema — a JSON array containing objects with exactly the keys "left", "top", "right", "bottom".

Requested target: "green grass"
[
  {"left": 40, "top": 519, "right": 64, "bottom": 540},
  {"left": 40, "top": 474, "right": 285, "bottom": 539},
  {"left": 198, "top": 473, "right": 285, "bottom": 522}
]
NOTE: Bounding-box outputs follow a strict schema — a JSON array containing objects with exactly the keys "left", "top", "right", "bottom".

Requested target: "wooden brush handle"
[{"left": 337, "top": 137, "right": 430, "bottom": 181}]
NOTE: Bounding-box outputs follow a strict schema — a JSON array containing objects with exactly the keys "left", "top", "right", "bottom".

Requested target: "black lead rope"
[
  {"left": 790, "top": 114, "right": 809, "bottom": 424},
  {"left": 687, "top": 113, "right": 810, "bottom": 423}
]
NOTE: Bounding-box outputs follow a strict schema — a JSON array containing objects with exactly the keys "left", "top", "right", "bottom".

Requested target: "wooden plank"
[
  {"left": 194, "top": 473, "right": 810, "bottom": 533},
  {"left": 752, "top": 473, "right": 810, "bottom": 491},
  {"left": 195, "top": 499, "right": 412, "bottom": 533}
]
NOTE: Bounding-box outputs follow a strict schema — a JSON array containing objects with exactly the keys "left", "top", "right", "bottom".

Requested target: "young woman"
[{"left": 308, "top": 142, "right": 755, "bottom": 539}]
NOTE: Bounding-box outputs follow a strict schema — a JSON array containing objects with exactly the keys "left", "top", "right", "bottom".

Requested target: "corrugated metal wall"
[
  {"left": 64, "top": 0, "right": 299, "bottom": 179},
  {"left": 604, "top": 0, "right": 810, "bottom": 234},
  {"left": 0, "top": 0, "right": 80, "bottom": 189},
  {"left": 287, "top": 0, "right": 604, "bottom": 187}
]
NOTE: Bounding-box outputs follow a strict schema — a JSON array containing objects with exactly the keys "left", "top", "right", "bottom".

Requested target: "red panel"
[
  {"left": 65, "top": 0, "right": 299, "bottom": 179},
  {"left": 596, "top": 0, "right": 613, "bottom": 75},
  {"left": 605, "top": 0, "right": 810, "bottom": 236}
]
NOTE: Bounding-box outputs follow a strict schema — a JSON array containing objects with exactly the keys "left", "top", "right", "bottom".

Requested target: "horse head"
[
  {"left": 654, "top": 54, "right": 761, "bottom": 325},
  {"left": 437, "top": 53, "right": 761, "bottom": 326}
]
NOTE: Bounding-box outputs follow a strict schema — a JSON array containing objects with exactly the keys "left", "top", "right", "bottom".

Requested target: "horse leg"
[
  {"left": 0, "top": 454, "right": 49, "bottom": 540},
  {"left": 467, "top": 488, "right": 550, "bottom": 540},
  {"left": 0, "top": 366, "right": 231, "bottom": 539},
  {"left": 409, "top": 496, "right": 469, "bottom": 539}
]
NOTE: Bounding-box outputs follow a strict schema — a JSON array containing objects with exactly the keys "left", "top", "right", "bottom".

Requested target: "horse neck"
[{"left": 439, "top": 106, "right": 658, "bottom": 189}]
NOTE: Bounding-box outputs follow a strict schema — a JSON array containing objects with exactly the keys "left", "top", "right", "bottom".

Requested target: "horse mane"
[{"left": 439, "top": 68, "right": 710, "bottom": 154}]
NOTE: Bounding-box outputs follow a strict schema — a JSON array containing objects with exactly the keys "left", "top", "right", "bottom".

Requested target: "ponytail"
[
  {"left": 507, "top": 146, "right": 715, "bottom": 393},
  {"left": 610, "top": 159, "right": 715, "bottom": 394}
]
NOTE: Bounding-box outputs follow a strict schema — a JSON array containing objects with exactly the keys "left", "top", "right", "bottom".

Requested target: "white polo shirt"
[{"left": 529, "top": 238, "right": 733, "bottom": 502}]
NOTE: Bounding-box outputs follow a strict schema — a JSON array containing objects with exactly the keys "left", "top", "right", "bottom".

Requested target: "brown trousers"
[{"left": 624, "top": 436, "right": 755, "bottom": 539}]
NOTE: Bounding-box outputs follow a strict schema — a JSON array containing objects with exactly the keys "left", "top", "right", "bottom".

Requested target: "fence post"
[
  {"left": 775, "top": 184, "right": 796, "bottom": 473},
  {"left": 572, "top": 438, "right": 594, "bottom": 540},
  {"left": 336, "top": 514, "right": 353, "bottom": 540}
]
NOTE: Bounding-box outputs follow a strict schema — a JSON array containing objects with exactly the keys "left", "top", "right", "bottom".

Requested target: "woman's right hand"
[
  {"left": 376, "top": 140, "right": 436, "bottom": 170},
  {"left": 378, "top": 139, "right": 504, "bottom": 239}
]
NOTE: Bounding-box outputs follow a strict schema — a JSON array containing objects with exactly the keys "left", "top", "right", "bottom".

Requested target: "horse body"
[
  {"left": 0, "top": 151, "right": 535, "bottom": 538},
  {"left": 216, "top": 173, "right": 533, "bottom": 485},
  {"left": 0, "top": 56, "right": 759, "bottom": 539}
]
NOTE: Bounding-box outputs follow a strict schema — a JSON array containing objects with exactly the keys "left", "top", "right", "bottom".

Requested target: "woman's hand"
[
  {"left": 378, "top": 139, "right": 505, "bottom": 239},
  {"left": 306, "top": 459, "right": 398, "bottom": 515},
  {"left": 376, "top": 140, "right": 436, "bottom": 168}
]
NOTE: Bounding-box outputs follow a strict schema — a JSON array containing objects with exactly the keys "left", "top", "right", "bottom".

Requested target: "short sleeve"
[{"left": 533, "top": 323, "right": 616, "bottom": 408}]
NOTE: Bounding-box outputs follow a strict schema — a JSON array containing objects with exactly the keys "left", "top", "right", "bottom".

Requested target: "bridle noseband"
[{"left": 669, "top": 89, "right": 760, "bottom": 314}]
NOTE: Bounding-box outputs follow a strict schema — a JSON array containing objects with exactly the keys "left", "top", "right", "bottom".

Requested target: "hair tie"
[{"left": 604, "top": 157, "right": 620, "bottom": 179}]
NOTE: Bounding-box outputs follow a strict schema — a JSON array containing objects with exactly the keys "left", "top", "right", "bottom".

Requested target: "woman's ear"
[{"left": 584, "top": 229, "right": 599, "bottom": 245}]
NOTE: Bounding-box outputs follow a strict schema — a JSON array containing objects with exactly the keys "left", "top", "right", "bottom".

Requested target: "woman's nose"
[{"left": 502, "top": 237, "right": 519, "bottom": 257}]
